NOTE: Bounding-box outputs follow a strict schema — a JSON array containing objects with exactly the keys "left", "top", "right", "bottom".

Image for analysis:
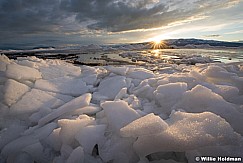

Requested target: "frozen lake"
[
  {"left": 1, "top": 48, "right": 243, "bottom": 162},
  {"left": 2, "top": 47, "right": 243, "bottom": 66}
]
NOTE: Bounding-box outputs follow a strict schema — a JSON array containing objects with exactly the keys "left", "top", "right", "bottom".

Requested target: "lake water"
[
  {"left": 155, "top": 48, "right": 243, "bottom": 63},
  {"left": 2, "top": 47, "right": 243, "bottom": 65}
]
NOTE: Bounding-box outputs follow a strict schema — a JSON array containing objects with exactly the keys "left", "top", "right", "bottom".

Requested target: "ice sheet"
[{"left": 1, "top": 55, "right": 243, "bottom": 163}]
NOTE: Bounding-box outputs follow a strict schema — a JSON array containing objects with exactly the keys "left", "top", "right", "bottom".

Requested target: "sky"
[{"left": 0, "top": 0, "right": 243, "bottom": 49}]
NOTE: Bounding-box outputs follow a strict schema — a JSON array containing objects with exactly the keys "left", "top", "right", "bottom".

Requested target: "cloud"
[
  {"left": 60, "top": 0, "right": 240, "bottom": 32},
  {"left": 225, "top": 30, "right": 243, "bottom": 35},
  {"left": 0, "top": 0, "right": 241, "bottom": 46},
  {"left": 203, "top": 34, "right": 221, "bottom": 38}
]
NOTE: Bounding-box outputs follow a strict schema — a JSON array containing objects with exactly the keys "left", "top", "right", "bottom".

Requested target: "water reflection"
[{"left": 151, "top": 49, "right": 160, "bottom": 57}]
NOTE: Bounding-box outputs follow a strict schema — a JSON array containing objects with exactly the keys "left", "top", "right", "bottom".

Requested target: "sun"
[
  {"left": 154, "top": 39, "right": 162, "bottom": 45},
  {"left": 150, "top": 38, "right": 167, "bottom": 49}
]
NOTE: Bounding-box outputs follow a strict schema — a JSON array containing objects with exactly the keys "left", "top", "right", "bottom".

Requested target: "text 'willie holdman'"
[{"left": 195, "top": 156, "right": 242, "bottom": 162}]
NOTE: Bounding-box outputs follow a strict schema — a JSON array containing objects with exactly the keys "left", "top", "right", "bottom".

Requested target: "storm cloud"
[
  {"left": 59, "top": 0, "right": 240, "bottom": 32},
  {"left": 0, "top": 0, "right": 241, "bottom": 46}
]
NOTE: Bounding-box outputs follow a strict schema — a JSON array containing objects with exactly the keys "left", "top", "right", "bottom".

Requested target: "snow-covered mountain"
[{"left": 164, "top": 38, "right": 243, "bottom": 48}]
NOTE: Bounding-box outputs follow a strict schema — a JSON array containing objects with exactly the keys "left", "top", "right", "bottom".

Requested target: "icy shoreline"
[{"left": 0, "top": 55, "right": 243, "bottom": 163}]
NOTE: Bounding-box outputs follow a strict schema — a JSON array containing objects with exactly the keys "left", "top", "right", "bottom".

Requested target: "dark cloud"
[
  {"left": 59, "top": 0, "right": 239, "bottom": 32},
  {"left": 204, "top": 34, "right": 221, "bottom": 38},
  {"left": 0, "top": 0, "right": 69, "bottom": 38},
  {"left": 0, "top": 0, "right": 241, "bottom": 47}
]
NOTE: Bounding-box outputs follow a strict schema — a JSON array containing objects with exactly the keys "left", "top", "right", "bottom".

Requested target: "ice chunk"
[
  {"left": 201, "top": 82, "right": 239, "bottom": 100},
  {"left": 2, "top": 122, "right": 57, "bottom": 161},
  {"left": 0, "top": 75, "right": 6, "bottom": 85},
  {"left": 0, "top": 54, "right": 11, "bottom": 71},
  {"left": 35, "top": 76, "right": 89, "bottom": 96},
  {"left": 22, "top": 142, "right": 50, "bottom": 163},
  {"left": 66, "top": 146, "right": 85, "bottom": 163},
  {"left": 173, "top": 85, "right": 243, "bottom": 135},
  {"left": 10, "top": 89, "right": 66, "bottom": 115},
  {"left": 11, "top": 152, "right": 33, "bottom": 163},
  {"left": 39, "top": 60, "right": 81, "bottom": 79},
  {"left": 18, "top": 59, "right": 36, "bottom": 68},
  {"left": 1, "top": 135, "right": 38, "bottom": 161},
  {"left": 26, "top": 122, "right": 57, "bottom": 140},
  {"left": 29, "top": 107, "right": 52, "bottom": 124},
  {"left": 127, "top": 68, "right": 155, "bottom": 80},
  {"left": 154, "top": 83, "right": 187, "bottom": 114},
  {"left": 58, "top": 115, "right": 95, "bottom": 145},
  {"left": 106, "top": 66, "right": 128, "bottom": 76},
  {"left": 99, "top": 135, "right": 138, "bottom": 162},
  {"left": 44, "top": 128, "right": 62, "bottom": 151},
  {"left": 96, "top": 76, "right": 128, "bottom": 100},
  {"left": 0, "top": 125, "right": 26, "bottom": 149},
  {"left": 202, "top": 65, "right": 237, "bottom": 83},
  {"left": 3, "top": 79, "right": 30, "bottom": 106},
  {"left": 38, "top": 93, "right": 91, "bottom": 126},
  {"left": 134, "top": 111, "right": 242, "bottom": 158},
  {"left": 60, "top": 144, "right": 73, "bottom": 159},
  {"left": 6, "top": 63, "right": 42, "bottom": 82},
  {"left": 70, "top": 105, "right": 102, "bottom": 116},
  {"left": 75, "top": 124, "right": 107, "bottom": 154},
  {"left": 81, "top": 74, "right": 97, "bottom": 85},
  {"left": 120, "top": 113, "right": 168, "bottom": 138},
  {"left": 46, "top": 91, "right": 73, "bottom": 103},
  {"left": 115, "top": 87, "right": 128, "bottom": 100},
  {"left": 101, "top": 100, "right": 140, "bottom": 133},
  {"left": 133, "top": 84, "right": 155, "bottom": 101},
  {"left": 81, "top": 65, "right": 98, "bottom": 75},
  {"left": 53, "top": 156, "right": 65, "bottom": 163}
]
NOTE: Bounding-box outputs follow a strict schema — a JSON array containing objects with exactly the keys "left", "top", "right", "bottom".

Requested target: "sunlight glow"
[
  {"left": 153, "top": 39, "right": 162, "bottom": 45},
  {"left": 151, "top": 49, "right": 160, "bottom": 57},
  {"left": 150, "top": 38, "right": 167, "bottom": 49}
]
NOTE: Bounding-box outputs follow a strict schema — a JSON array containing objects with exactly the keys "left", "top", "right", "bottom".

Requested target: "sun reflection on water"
[{"left": 151, "top": 49, "right": 160, "bottom": 57}]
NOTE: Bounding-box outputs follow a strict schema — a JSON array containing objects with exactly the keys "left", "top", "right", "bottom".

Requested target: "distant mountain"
[
  {"left": 133, "top": 38, "right": 243, "bottom": 49},
  {"left": 164, "top": 38, "right": 243, "bottom": 48}
]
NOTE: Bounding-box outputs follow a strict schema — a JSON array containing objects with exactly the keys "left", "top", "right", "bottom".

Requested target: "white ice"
[
  {"left": 120, "top": 113, "right": 168, "bottom": 137},
  {"left": 95, "top": 76, "right": 129, "bottom": 100},
  {"left": 133, "top": 111, "right": 242, "bottom": 158},
  {"left": 1, "top": 55, "right": 243, "bottom": 163},
  {"left": 6, "top": 63, "right": 42, "bottom": 82},
  {"left": 35, "top": 76, "right": 89, "bottom": 96},
  {"left": 101, "top": 100, "right": 140, "bottom": 133}
]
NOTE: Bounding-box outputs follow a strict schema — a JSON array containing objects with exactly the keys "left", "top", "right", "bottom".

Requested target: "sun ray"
[{"left": 149, "top": 39, "right": 168, "bottom": 49}]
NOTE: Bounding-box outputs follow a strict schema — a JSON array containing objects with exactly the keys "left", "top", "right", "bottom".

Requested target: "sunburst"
[{"left": 150, "top": 39, "right": 167, "bottom": 49}]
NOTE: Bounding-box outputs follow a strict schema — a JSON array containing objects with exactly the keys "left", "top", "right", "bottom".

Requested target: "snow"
[{"left": 1, "top": 55, "right": 243, "bottom": 163}]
